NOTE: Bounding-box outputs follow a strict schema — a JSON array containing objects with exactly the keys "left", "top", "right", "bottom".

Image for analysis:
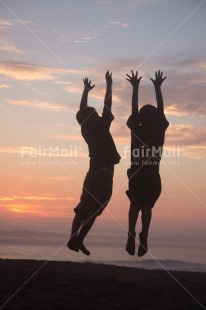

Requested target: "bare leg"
[
  {"left": 67, "top": 213, "right": 84, "bottom": 252},
  {"left": 126, "top": 203, "right": 140, "bottom": 255},
  {"left": 141, "top": 206, "right": 152, "bottom": 236},
  {"left": 128, "top": 203, "right": 140, "bottom": 233},
  {"left": 77, "top": 212, "right": 97, "bottom": 256},
  {"left": 138, "top": 205, "right": 152, "bottom": 257}
]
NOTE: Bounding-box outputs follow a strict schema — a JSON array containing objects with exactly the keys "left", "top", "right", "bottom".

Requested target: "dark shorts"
[
  {"left": 126, "top": 168, "right": 162, "bottom": 207},
  {"left": 74, "top": 167, "right": 114, "bottom": 218}
]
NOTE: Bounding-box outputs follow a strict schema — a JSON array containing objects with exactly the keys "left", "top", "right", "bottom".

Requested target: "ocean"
[{"left": 0, "top": 228, "right": 206, "bottom": 273}]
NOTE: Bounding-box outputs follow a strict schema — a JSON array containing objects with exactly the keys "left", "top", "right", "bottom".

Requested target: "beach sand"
[{"left": 0, "top": 259, "right": 206, "bottom": 310}]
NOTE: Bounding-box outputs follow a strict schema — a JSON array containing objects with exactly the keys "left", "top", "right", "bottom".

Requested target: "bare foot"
[
  {"left": 137, "top": 232, "right": 148, "bottom": 257},
  {"left": 78, "top": 241, "right": 90, "bottom": 256},
  {"left": 67, "top": 237, "right": 79, "bottom": 252},
  {"left": 126, "top": 232, "right": 136, "bottom": 256}
]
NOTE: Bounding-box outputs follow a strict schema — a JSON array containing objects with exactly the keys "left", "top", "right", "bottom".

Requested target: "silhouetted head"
[
  {"left": 76, "top": 107, "right": 100, "bottom": 125},
  {"left": 139, "top": 104, "right": 158, "bottom": 127}
]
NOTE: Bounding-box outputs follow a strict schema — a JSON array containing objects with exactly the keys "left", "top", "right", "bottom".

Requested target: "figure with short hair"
[{"left": 67, "top": 71, "right": 121, "bottom": 255}]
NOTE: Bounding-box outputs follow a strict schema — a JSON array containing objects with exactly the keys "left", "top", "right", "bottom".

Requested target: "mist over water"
[{"left": 0, "top": 227, "right": 205, "bottom": 272}]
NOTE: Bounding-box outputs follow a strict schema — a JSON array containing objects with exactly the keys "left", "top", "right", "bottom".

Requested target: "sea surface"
[{"left": 0, "top": 228, "right": 206, "bottom": 273}]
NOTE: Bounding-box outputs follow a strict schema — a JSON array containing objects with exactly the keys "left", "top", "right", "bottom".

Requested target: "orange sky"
[{"left": 0, "top": 0, "right": 206, "bottom": 235}]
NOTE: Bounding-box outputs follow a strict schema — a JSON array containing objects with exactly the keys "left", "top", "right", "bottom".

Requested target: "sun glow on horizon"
[{"left": 0, "top": 0, "right": 206, "bottom": 233}]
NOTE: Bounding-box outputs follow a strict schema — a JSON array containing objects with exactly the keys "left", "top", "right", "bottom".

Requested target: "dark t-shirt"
[
  {"left": 76, "top": 108, "right": 121, "bottom": 170},
  {"left": 127, "top": 110, "right": 169, "bottom": 173}
]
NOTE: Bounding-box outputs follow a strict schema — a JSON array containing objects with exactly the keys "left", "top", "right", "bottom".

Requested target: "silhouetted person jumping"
[
  {"left": 125, "top": 70, "right": 169, "bottom": 257},
  {"left": 67, "top": 71, "right": 120, "bottom": 255}
]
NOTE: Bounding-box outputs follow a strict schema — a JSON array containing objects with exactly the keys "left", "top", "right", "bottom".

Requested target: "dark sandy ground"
[{"left": 0, "top": 259, "right": 206, "bottom": 310}]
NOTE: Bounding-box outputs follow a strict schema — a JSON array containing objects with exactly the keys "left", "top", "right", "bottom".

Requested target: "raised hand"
[
  {"left": 104, "top": 71, "right": 112, "bottom": 111},
  {"left": 105, "top": 70, "right": 112, "bottom": 87},
  {"left": 83, "top": 77, "right": 95, "bottom": 92},
  {"left": 150, "top": 71, "right": 167, "bottom": 87},
  {"left": 126, "top": 70, "right": 142, "bottom": 88}
]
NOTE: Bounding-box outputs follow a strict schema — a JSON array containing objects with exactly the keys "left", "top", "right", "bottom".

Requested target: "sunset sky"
[{"left": 0, "top": 0, "right": 206, "bottom": 236}]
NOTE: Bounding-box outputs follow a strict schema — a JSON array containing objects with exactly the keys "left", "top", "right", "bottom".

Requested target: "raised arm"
[
  {"left": 104, "top": 70, "right": 112, "bottom": 111},
  {"left": 150, "top": 70, "right": 167, "bottom": 113},
  {"left": 126, "top": 70, "right": 142, "bottom": 114},
  {"left": 80, "top": 77, "right": 95, "bottom": 111}
]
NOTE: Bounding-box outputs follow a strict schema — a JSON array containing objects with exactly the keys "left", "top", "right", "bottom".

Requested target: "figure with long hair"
[{"left": 125, "top": 70, "right": 169, "bottom": 256}]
